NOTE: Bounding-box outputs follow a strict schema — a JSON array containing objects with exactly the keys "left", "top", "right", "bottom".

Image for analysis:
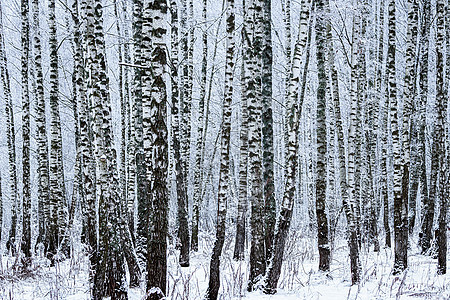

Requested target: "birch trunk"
[
  {"left": 48, "top": 0, "right": 69, "bottom": 260},
  {"left": 346, "top": 5, "right": 363, "bottom": 284},
  {"left": 143, "top": 1, "right": 169, "bottom": 298},
  {"left": 192, "top": 0, "right": 208, "bottom": 252},
  {"left": 418, "top": 0, "right": 432, "bottom": 254},
  {"left": 248, "top": 0, "right": 266, "bottom": 290},
  {"left": 316, "top": 0, "right": 331, "bottom": 272},
  {"left": 170, "top": 0, "right": 190, "bottom": 267},
  {"left": 378, "top": 0, "right": 391, "bottom": 249},
  {"left": 262, "top": 0, "right": 275, "bottom": 263},
  {"left": 401, "top": 0, "right": 418, "bottom": 248},
  {"left": 234, "top": 46, "right": 248, "bottom": 261},
  {"left": 435, "top": 0, "right": 446, "bottom": 275},
  {"left": 20, "top": 0, "right": 32, "bottom": 260},
  {"left": 264, "top": 0, "right": 310, "bottom": 293},
  {"left": 85, "top": 0, "right": 128, "bottom": 298},
  {"left": 234, "top": 0, "right": 252, "bottom": 261},
  {"left": 1, "top": 0, "right": 18, "bottom": 255},
  {"left": 31, "top": 0, "right": 50, "bottom": 248},
  {"left": 133, "top": 0, "right": 147, "bottom": 264},
  {"left": 206, "top": 1, "right": 235, "bottom": 297}
]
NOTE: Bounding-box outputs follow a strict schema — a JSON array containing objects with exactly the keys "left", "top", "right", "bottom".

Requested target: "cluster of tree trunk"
[{"left": 0, "top": 0, "right": 448, "bottom": 299}]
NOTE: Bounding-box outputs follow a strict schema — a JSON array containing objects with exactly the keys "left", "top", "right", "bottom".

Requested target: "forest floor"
[{"left": 0, "top": 230, "right": 449, "bottom": 299}]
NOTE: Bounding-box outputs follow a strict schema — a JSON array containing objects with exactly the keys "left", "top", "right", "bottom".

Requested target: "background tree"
[
  {"left": 435, "top": 0, "right": 447, "bottom": 275},
  {"left": 418, "top": 0, "right": 432, "bottom": 255},
  {"left": 0, "top": 0, "right": 18, "bottom": 255},
  {"left": 170, "top": 0, "right": 190, "bottom": 267}
]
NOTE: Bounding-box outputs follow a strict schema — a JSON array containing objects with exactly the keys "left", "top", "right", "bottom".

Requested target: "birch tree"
[
  {"left": 143, "top": 0, "right": 169, "bottom": 298},
  {"left": 181, "top": 0, "right": 192, "bottom": 188},
  {"left": 0, "top": 0, "right": 18, "bottom": 255},
  {"left": 264, "top": 0, "right": 310, "bottom": 293},
  {"left": 418, "top": 0, "right": 432, "bottom": 254},
  {"left": 262, "top": 0, "right": 275, "bottom": 261},
  {"left": 248, "top": 0, "right": 266, "bottom": 290},
  {"left": 31, "top": 0, "right": 49, "bottom": 248},
  {"left": 133, "top": 0, "right": 148, "bottom": 263},
  {"left": 170, "top": 0, "right": 190, "bottom": 267},
  {"left": 385, "top": 0, "right": 407, "bottom": 274},
  {"left": 233, "top": 0, "right": 251, "bottom": 262},
  {"left": 20, "top": 0, "right": 32, "bottom": 262},
  {"left": 327, "top": 1, "right": 361, "bottom": 284},
  {"left": 84, "top": 0, "right": 128, "bottom": 298},
  {"left": 206, "top": 0, "right": 235, "bottom": 297},
  {"left": 378, "top": 0, "right": 391, "bottom": 249},
  {"left": 435, "top": 0, "right": 447, "bottom": 275},
  {"left": 400, "top": 0, "right": 419, "bottom": 257},
  {"left": 192, "top": 0, "right": 208, "bottom": 252},
  {"left": 75, "top": 0, "right": 98, "bottom": 283},
  {"left": 315, "top": 0, "right": 330, "bottom": 272},
  {"left": 48, "top": 0, "right": 68, "bottom": 260}
]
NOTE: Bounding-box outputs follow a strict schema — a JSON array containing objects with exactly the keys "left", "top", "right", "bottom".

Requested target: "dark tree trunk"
[
  {"left": 262, "top": 0, "right": 276, "bottom": 263},
  {"left": 144, "top": 1, "right": 169, "bottom": 298},
  {"left": 315, "top": 0, "right": 330, "bottom": 272}
]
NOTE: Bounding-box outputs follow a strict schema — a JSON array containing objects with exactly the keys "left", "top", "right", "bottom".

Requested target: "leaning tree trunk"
[
  {"left": 85, "top": 0, "right": 128, "bottom": 298},
  {"left": 20, "top": 0, "right": 32, "bottom": 261},
  {"left": 143, "top": 1, "right": 169, "bottom": 299},
  {"left": 0, "top": 0, "right": 18, "bottom": 255},
  {"left": 263, "top": 0, "right": 311, "bottom": 294},
  {"left": 205, "top": 1, "right": 235, "bottom": 298}
]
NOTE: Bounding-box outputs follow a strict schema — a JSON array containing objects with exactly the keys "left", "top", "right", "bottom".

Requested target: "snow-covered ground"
[{"left": 1, "top": 232, "right": 449, "bottom": 299}]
